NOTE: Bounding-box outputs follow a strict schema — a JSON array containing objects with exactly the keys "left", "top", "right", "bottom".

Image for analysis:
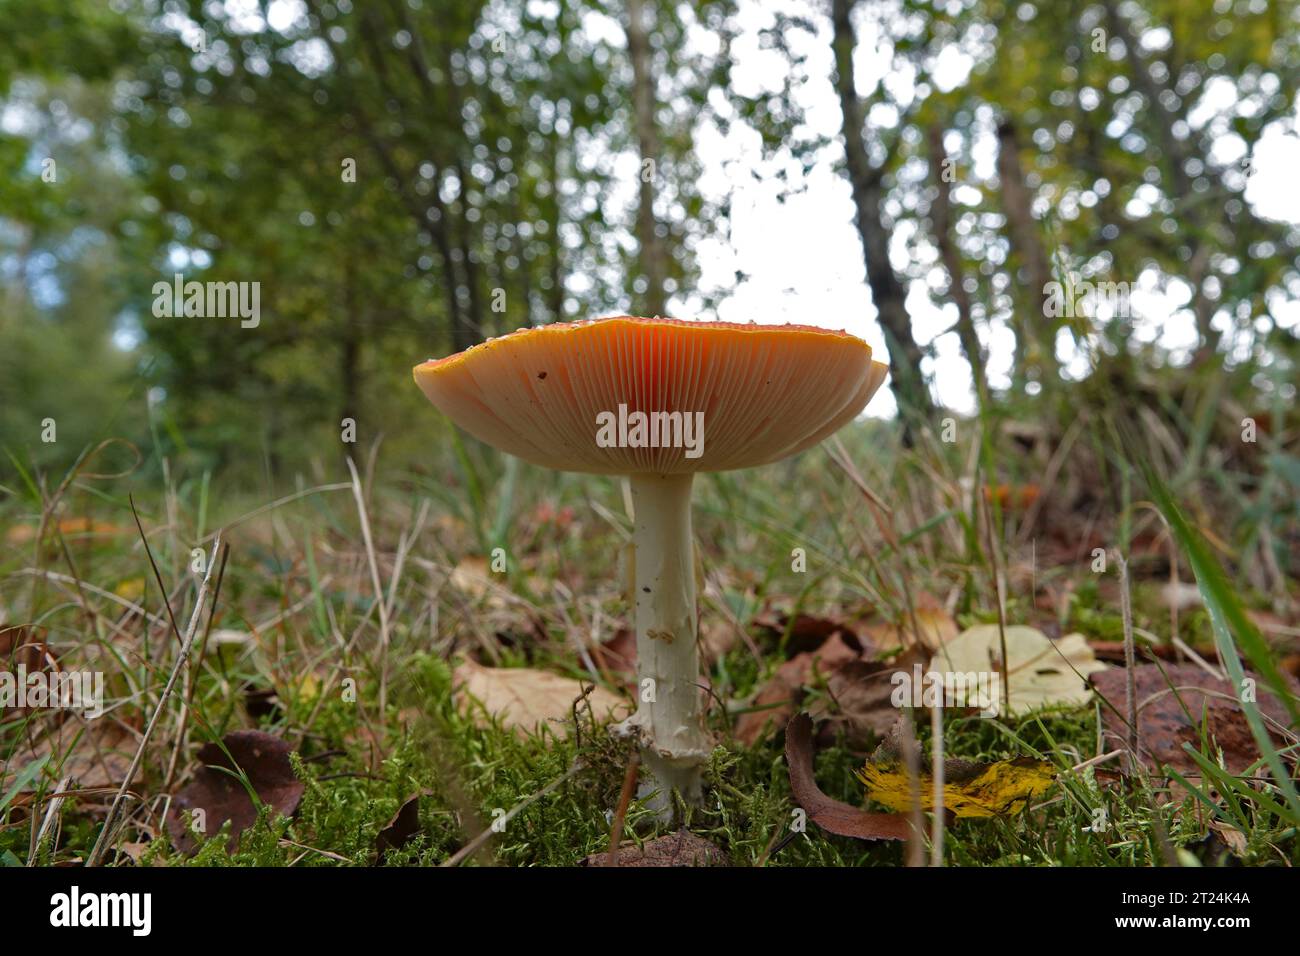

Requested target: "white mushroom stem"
[{"left": 614, "top": 472, "right": 711, "bottom": 816}]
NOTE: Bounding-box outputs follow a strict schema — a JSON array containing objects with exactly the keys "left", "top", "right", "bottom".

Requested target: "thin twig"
[
  {"left": 128, "top": 494, "right": 186, "bottom": 647},
  {"left": 978, "top": 465, "right": 1012, "bottom": 717},
  {"left": 347, "top": 456, "right": 392, "bottom": 718},
  {"left": 163, "top": 544, "right": 231, "bottom": 790},
  {"left": 28, "top": 776, "right": 72, "bottom": 866},
  {"left": 440, "top": 760, "right": 584, "bottom": 867},
  {"left": 606, "top": 748, "right": 641, "bottom": 865},
  {"left": 930, "top": 703, "right": 944, "bottom": 867},
  {"left": 1059, "top": 748, "right": 1124, "bottom": 777},
  {"left": 900, "top": 713, "right": 925, "bottom": 868},
  {"left": 1116, "top": 552, "right": 1139, "bottom": 770},
  {"left": 278, "top": 838, "right": 352, "bottom": 864}
]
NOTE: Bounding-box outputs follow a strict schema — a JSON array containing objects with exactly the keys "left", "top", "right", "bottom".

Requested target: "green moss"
[{"left": 3, "top": 410, "right": 1295, "bottom": 868}]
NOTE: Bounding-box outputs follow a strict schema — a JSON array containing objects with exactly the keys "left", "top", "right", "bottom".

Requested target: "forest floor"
[{"left": 3, "top": 407, "right": 1299, "bottom": 867}]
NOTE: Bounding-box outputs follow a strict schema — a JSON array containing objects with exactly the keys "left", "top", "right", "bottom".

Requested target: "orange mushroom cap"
[{"left": 413, "top": 316, "right": 889, "bottom": 475}]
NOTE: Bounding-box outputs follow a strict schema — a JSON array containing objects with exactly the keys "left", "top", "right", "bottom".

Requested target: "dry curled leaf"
[
  {"left": 751, "top": 612, "right": 862, "bottom": 657},
  {"left": 582, "top": 830, "right": 729, "bottom": 867},
  {"left": 165, "top": 730, "right": 305, "bottom": 854},
  {"left": 812, "top": 659, "right": 900, "bottom": 739},
  {"left": 19, "top": 719, "right": 137, "bottom": 793},
  {"left": 735, "top": 634, "right": 861, "bottom": 745},
  {"left": 114, "top": 841, "right": 155, "bottom": 866},
  {"left": 809, "top": 646, "right": 929, "bottom": 747},
  {"left": 856, "top": 757, "right": 1055, "bottom": 818},
  {"left": 0, "top": 624, "right": 55, "bottom": 673},
  {"left": 861, "top": 599, "right": 958, "bottom": 655},
  {"left": 784, "top": 713, "right": 913, "bottom": 841},
  {"left": 1208, "top": 820, "right": 1248, "bottom": 857},
  {"left": 376, "top": 791, "right": 431, "bottom": 863},
  {"left": 0, "top": 626, "right": 60, "bottom": 721},
  {"left": 453, "top": 658, "right": 629, "bottom": 738}
]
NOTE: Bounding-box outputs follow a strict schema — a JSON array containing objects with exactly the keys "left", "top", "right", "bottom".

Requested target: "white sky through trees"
[
  {"left": 649, "top": 0, "right": 1300, "bottom": 416},
  {"left": 13, "top": 0, "right": 1295, "bottom": 420}
]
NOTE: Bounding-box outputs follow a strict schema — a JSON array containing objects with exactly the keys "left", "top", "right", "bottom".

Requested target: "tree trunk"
[
  {"left": 927, "top": 123, "right": 987, "bottom": 404},
  {"left": 547, "top": 131, "right": 565, "bottom": 324},
  {"left": 341, "top": 263, "right": 362, "bottom": 433},
  {"left": 626, "top": 0, "right": 668, "bottom": 317},
  {"left": 830, "top": 0, "right": 933, "bottom": 430},
  {"left": 996, "top": 119, "right": 1059, "bottom": 387},
  {"left": 341, "top": 333, "right": 361, "bottom": 435},
  {"left": 1102, "top": 0, "right": 1223, "bottom": 363},
  {"left": 338, "top": 7, "right": 475, "bottom": 353},
  {"left": 435, "top": 32, "right": 486, "bottom": 345}
]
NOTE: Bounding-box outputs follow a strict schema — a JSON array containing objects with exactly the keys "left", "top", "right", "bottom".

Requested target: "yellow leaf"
[
  {"left": 114, "top": 577, "right": 145, "bottom": 602},
  {"left": 855, "top": 757, "right": 1056, "bottom": 818},
  {"left": 287, "top": 672, "right": 320, "bottom": 701}
]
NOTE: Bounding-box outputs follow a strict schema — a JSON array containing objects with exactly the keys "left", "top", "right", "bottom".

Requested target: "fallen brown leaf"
[
  {"left": 114, "top": 841, "right": 155, "bottom": 866},
  {"left": 1284, "top": 653, "right": 1300, "bottom": 682},
  {"left": 453, "top": 658, "right": 629, "bottom": 738},
  {"left": 18, "top": 719, "right": 137, "bottom": 793},
  {"left": 784, "top": 713, "right": 913, "bottom": 842},
  {"left": 983, "top": 483, "right": 1040, "bottom": 510},
  {"left": 243, "top": 686, "right": 281, "bottom": 721},
  {"left": 1090, "top": 664, "right": 1298, "bottom": 779},
  {"left": 5, "top": 518, "right": 128, "bottom": 545},
  {"left": 751, "top": 612, "right": 862, "bottom": 657},
  {"left": 0, "top": 624, "right": 55, "bottom": 672},
  {"left": 910, "top": 602, "right": 960, "bottom": 652},
  {"left": 809, "top": 647, "right": 929, "bottom": 747},
  {"left": 165, "top": 730, "right": 305, "bottom": 854},
  {"left": 1208, "top": 820, "right": 1248, "bottom": 857},
  {"left": 450, "top": 556, "right": 493, "bottom": 599},
  {"left": 376, "top": 791, "right": 430, "bottom": 863},
  {"left": 0, "top": 625, "right": 59, "bottom": 720},
  {"left": 582, "top": 830, "right": 729, "bottom": 867},
  {"left": 858, "top": 599, "right": 957, "bottom": 655},
  {"left": 734, "top": 633, "right": 861, "bottom": 745}
]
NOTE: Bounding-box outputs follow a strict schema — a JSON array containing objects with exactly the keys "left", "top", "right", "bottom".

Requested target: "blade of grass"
[{"left": 1136, "top": 452, "right": 1300, "bottom": 819}]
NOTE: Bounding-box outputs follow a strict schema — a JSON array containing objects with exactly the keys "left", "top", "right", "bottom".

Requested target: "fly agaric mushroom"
[{"left": 414, "top": 316, "right": 889, "bottom": 816}]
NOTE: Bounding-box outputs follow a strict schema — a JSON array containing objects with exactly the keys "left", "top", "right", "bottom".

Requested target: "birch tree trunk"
[
  {"left": 997, "top": 119, "right": 1059, "bottom": 388},
  {"left": 830, "top": 0, "right": 934, "bottom": 432},
  {"left": 927, "top": 123, "right": 987, "bottom": 404}
]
